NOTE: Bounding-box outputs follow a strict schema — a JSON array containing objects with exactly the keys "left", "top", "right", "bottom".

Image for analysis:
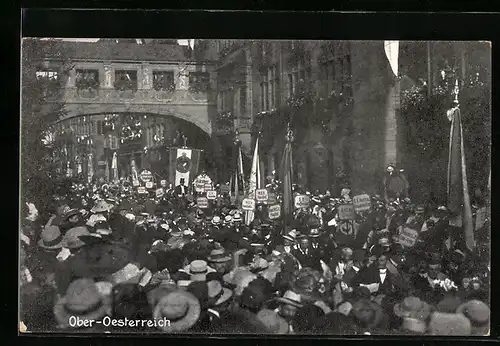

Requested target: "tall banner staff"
[
  {"left": 281, "top": 123, "right": 294, "bottom": 235},
  {"left": 446, "top": 79, "right": 475, "bottom": 252}
]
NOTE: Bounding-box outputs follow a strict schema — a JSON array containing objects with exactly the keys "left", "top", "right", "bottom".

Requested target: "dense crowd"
[{"left": 19, "top": 173, "right": 490, "bottom": 335}]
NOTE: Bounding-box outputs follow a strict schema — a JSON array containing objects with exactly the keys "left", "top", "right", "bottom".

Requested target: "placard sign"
[
  {"left": 242, "top": 198, "right": 256, "bottom": 211},
  {"left": 137, "top": 187, "right": 147, "bottom": 194},
  {"left": 132, "top": 180, "right": 140, "bottom": 187},
  {"left": 195, "top": 182, "right": 205, "bottom": 193},
  {"left": 155, "top": 188, "right": 164, "bottom": 198},
  {"left": 204, "top": 183, "right": 212, "bottom": 191},
  {"left": 220, "top": 185, "right": 230, "bottom": 194},
  {"left": 294, "top": 195, "right": 310, "bottom": 209},
  {"left": 398, "top": 227, "right": 419, "bottom": 247},
  {"left": 160, "top": 180, "right": 167, "bottom": 187},
  {"left": 267, "top": 193, "right": 277, "bottom": 204},
  {"left": 268, "top": 204, "right": 281, "bottom": 219},
  {"left": 197, "top": 197, "right": 209, "bottom": 209},
  {"left": 145, "top": 182, "right": 154, "bottom": 189},
  {"left": 338, "top": 204, "right": 355, "bottom": 220},
  {"left": 353, "top": 194, "right": 372, "bottom": 212},
  {"left": 256, "top": 189, "right": 269, "bottom": 202},
  {"left": 206, "top": 190, "right": 217, "bottom": 200},
  {"left": 475, "top": 207, "right": 487, "bottom": 230},
  {"left": 139, "top": 170, "right": 153, "bottom": 182}
]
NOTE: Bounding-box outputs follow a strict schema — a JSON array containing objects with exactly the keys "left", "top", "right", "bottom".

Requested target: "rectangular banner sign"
[
  {"left": 338, "top": 204, "right": 355, "bottom": 220},
  {"left": 268, "top": 204, "right": 281, "bottom": 219},
  {"left": 242, "top": 198, "right": 256, "bottom": 211},
  {"left": 353, "top": 194, "right": 372, "bottom": 212}
]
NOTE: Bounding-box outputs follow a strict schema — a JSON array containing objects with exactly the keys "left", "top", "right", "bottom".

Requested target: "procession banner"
[
  {"left": 169, "top": 147, "right": 201, "bottom": 188},
  {"left": 353, "top": 194, "right": 372, "bottom": 212},
  {"left": 294, "top": 195, "right": 310, "bottom": 209},
  {"left": 197, "top": 197, "right": 209, "bottom": 209},
  {"left": 338, "top": 204, "right": 355, "bottom": 220},
  {"left": 268, "top": 204, "right": 281, "bottom": 219},
  {"left": 131, "top": 159, "right": 140, "bottom": 187},
  {"left": 256, "top": 189, "right": 269, "bottom": 202},
  {"left": 398, "top": 227, "right": 419, "bottom": 247},
  {"left": 242, "top": 198, "right": 256, "bottom": 211},
  {"left": 246, "top": 137, "right": 262, "bottom": 225},
  {"left": 112, "top": 152, "right": 118, "bottom": 182}
]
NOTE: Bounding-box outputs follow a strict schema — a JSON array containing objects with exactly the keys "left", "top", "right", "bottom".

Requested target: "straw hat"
[
  {"left": 207, "top": 280, "right": 233, "bottom": 306},
  {"left": 153, "top": 291, "right": 201, "bottom": 333},
  {"left": 309, "top": 229, "right": 321, "bottom": 238},
  {"left": 185, "top": 260, "right": 209, "bottom": 282},
  {"left": 62, "top": 226, "right": 92, "bottom": 249},
  {"left": 256, "top": 309, "right": 289, "bottom": 334},
  {"left": 394, "top": 296, "right": 432, "bottom": 321},
  {"left": 211, "top": 216, "right": 221, "bottom": 225},
  {"left": 207, "top": 248, "right": 231, "bottom": 263},
  {"left": 456, "top": 300, "right": 490, "bottom": 336},
  {"left": 38, "top": 225, "right": 64, "bottom": 250},
  {"left": 276, "top": 290, "right": 303, "bottom": 308},
  {"left": 232, "top": 213, "right": 242, "bottom": 222},
  {"left": 53, "top": 278, "right": 111, "bottom": 328},
  {"left": 427, "top": 311, "right": 471, "bottom": 335},
  {"left": 91, "top": 200, "right": 113, "bottom": 213}
]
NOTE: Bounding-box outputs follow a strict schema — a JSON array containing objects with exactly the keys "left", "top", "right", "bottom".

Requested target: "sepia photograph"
[{"left": 19, "top": 38, "right": 491, "bottom": 336}]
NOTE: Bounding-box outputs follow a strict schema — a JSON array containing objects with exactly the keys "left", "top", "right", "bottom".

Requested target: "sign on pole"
[
  {"left": 242, "top": 198, "right": 256, "bottom": 211},
  {"left": 145, "top": 181, "right": 154, "bottom": 189},
  {"left": 267, "top": 192, "right": 277, "bottom": 204},
  {"left": 197, "top": 197, "right": 209, "bottom": 209},
  {"left": 338, "top": 204, "right": 355, "bottom": 220},
  {"left": 256, "top": 189, "right": 269, "bottom": 202},
  {"left": 398, "top": 227, "right": 419, "bottom": 247},
  {"left": 220, "top": 185, "right": 230, "bottom": 194},
  {"left": 133, "top": 180, "right": 140, "bottom": 187},
  {"left": 206, "top": 190, "right": 217, "bottom": 200},
  {"left": 137, "top": 187, "right": 147, "bottom": 194},
  {"left": 353, "top": 194, "right": 372, "bottom": 212},
  {"left": 294, "top": 195, "right": 310, "bottom": 209},
  {"left": 268, "top": 204, "right": 281, "bottom": 219},
  {"left": 155, "top": 188, "right": 164, "bottom": 198},
  {"left": 160, "top": 180, "right": 167, "bottom": 187},
  {"left": 139, "top": 170, "right": 153, "bottom": 182}
]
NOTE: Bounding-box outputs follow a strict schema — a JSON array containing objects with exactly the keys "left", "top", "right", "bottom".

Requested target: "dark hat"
[{"left": 64, "top": 208, "right": 81, "bottom": 219}]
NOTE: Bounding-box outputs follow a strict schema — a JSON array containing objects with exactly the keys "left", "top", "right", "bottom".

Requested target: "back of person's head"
[
  {"left": 293, "top": 303, "right": 326, "bottom": 334},
  {"left": 187, "top": 281, "right": 209, "bottom": 310},
  {"left": 156, "top": 249, "right": 184, "bottom": 273},
  {"left": 112, "top": 283, "right": 152, "bottom": 321}
]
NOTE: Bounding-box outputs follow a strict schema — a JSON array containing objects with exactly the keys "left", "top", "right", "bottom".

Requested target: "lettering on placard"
[
  {"left": 256, "top": 189, "right": 269, "bottom": 202},
  {"left": 242, "top": 198, "right": 256, "bottom": 211},
  {"left": 353, "top": 194, "right": 372, "bottom": 212},
  {"left": 338, "top": 204, "right": 355, "bottom": 220},
  {"left": 268, "top": 204, "right": 281, "bottom": 219},
  {"left": 294, "top": 195, "right": 310, "bottom": 209},
  {"left": 206, "top": 190, "right": 217, "bottom": 200}
]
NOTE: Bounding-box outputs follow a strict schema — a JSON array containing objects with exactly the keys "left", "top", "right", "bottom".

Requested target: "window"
[
  {"left": 114, "top": 70, "right": 138, "bottom": 91},
  {"left": 109, "top": 136, "right": 118, "bottom": 150},
  {"left": 75, "top": 69, "right": 99, "bottom": 90},
  {"left": 240, "top": 86, "right": 247, "bottom": 116},
  {"left": 153, "top": 71, "right": 175, "bottom": 92},
  {"left": 97, "top": 121, "right": 105, "bottom": 136},
  {"left": 188, "top": 72, "right": 210, "bottom": 93}
]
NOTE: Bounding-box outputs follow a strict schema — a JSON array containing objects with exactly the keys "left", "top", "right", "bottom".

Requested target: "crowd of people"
[{"left": 19, "top": 171, "right": 491, "bottom": 335}]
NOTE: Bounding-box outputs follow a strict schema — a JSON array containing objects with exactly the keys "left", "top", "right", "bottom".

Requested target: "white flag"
[
  {"left": 384, "top": 41, "right": 399, "bottom": 77},
  {"left": 246, "top": 138, "right": 261, "bottom": 225}
]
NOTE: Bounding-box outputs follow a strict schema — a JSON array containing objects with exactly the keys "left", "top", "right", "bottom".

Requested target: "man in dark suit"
[
  {"left": 292, "top": 235, "right": 322, "bottom": 272},
  {"left": 174, "top": 178, "right": 189, "bottom": 196},
  {"left": 352, "top": 253, "right": 404, "bottom": 297}
]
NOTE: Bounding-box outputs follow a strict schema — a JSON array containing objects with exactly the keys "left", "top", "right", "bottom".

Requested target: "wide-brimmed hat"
[
  {"left": 186, "top": 260, "right": 209, "bottom": 281},
  {"left": 456, "top": 300, "right": 490, "bottom": 336},
  {"left": 309, "top": 229, "right": 321, "bottom": 238},
  {"left": 38, "top": 225, "right": 64, "bottom": 250},
  {"left": 211, "top": 216, "right": 221, "bottom": 225},
  {"left": 207, "top": 248, "right": 231, "bottom": 263},
  {"left": 153, "top": 290, "right": 201, "bottom": 333},
  {"left": 53, "top": 278, "right": 111, "bottom": 328},
  {"left": 64, "top": 208, "right": 81, "bottom": 219},
  {"left": 63, "top": 226, "right": 92, "bottom": 249},
  {"left": 207, "top": 280, "right": 233, "bottom": 306},
  {"left": 276, "top": 290, "right": 303, "bottom": 308},
  {"left": 232, "top": 213, "right": 242, "bottom": 222},
  {"left": 257, "top": 309, "right": 289, "bottom": 334},
  {"left": 401, "top": 317, "right": 427, "bottom": 334},
  {"left": 427, "top": 311, "right": 471, "bottom": 335},
  {"left": 224, "top": 215, "right": 233, "bottom": 223},
  {"left": 394, "top": 296, "right": 432, "bottom": 321},
  {"left": 351, "top": 299, "right": 384, "bottom": 330},
  {"left": 91, "top": 200, "right": 113, "bottom": 213},
  {"left": 283, "top": 231, "right": 296, "bottom": 242}
]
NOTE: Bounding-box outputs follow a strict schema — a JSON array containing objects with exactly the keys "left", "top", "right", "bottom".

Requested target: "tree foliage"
[{"left": 21, "top": 38, "right": 73, "bottom": 208}]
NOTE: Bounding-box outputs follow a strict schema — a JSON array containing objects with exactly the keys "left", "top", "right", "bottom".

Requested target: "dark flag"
[
  {"left": 280, "top": 128, "right": 294, "bottom": 233},
  {"left": 447, "top": 100, "right": 474, "bottom": 252}
]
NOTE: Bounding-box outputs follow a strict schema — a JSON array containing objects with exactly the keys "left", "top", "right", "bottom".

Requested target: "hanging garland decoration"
[{"left": 120, "top": 114, "right": 143, "bottom": 144}]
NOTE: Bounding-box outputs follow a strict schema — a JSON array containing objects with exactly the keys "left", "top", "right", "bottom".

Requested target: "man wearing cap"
[{"left": 383, "top": 164, "right": 409, "bottom": 202}]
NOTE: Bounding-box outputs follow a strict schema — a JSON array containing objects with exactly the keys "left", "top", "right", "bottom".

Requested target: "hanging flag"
[
  {"left": 112, "top": 152, "right": 119, "bottom": 182},
  {"left": 104, "top": 159, "right": 110, "bottom": 182},
  {"left": 131, "top": 159, "right": 140, "bottom": 186},
  {"left": 66, "top": 161, "right": 73, "bottom": 178},
  {"left": 447, "top": 103, "right": 474, "bottom": 252},
  {"left": 246, "top": 137, "right": 261, "bottom": 225},
  {"left": 87, "top": 153, "right": 94, "bottom": 183},
  {"left": 281, "top": 129, "right": 294, "bottom": 232},
  {"left": 77, "top": 162, "right": 82, "bottom": 175},
  {"left": 238, "top": 145, "right": 245, "bottom": 194},
  {"left": 384, "top": 41, "right": 399, "bottom": 77},
  {"left": 169, "top": 147, "right": 201, "bottom": 187}
]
